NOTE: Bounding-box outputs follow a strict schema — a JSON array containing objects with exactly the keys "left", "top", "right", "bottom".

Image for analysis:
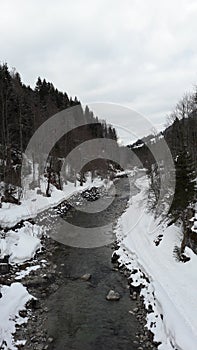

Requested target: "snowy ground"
[
  {"left": 0, "top": 283, "right": 34, "bottom": 350},
  {"left": 0, "top": 175, "right": 110, "bottom": 349},
  {"left": 115, "top": 175, "right": 197, "bottom": 350},
  {"left": 0, "top": 223, "right": 42, "bottom": 349}
]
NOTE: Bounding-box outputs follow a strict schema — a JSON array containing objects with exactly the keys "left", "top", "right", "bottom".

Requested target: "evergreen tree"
[
  {"left": 35, "top": 77, "right": 42, "bottom": 92},
  {"left": 170, "top": 149, "right": 196, "bottom": 217}
]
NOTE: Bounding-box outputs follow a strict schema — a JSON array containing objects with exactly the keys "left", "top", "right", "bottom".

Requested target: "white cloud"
[{"left": 0, "top": 0, "right": 197, "bottom": 139}]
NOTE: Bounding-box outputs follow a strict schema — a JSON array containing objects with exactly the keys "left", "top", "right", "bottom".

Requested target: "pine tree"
[
  {"left": 170, "top": 149, "right": 196, "bottom": 217},
  {"left": 35, "top": 77, "right": 42, "bottom": 92}
]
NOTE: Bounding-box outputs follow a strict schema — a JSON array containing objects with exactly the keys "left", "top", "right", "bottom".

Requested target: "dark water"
[{"left": 44, "top": 178, "right": 141, "bottom": 350}]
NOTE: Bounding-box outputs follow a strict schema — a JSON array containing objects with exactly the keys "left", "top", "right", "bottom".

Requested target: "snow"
[
  {"left": 115, "top": 170, "right": 135, "bottom": 177},
  {"left": 115, "top": 175, "right": 197, "bottom": 350},
  {"left": 0, "top": 222, "right": 43, "bottom": 264},
  {"left": 0, "top": 282, "right": 34, "bottom": 350},
  {"left": 15, "top": 265, "right": 41, "bottom": 280},
  {"left": 191, "top": 219, "right": 197, "bottom": 232},
  {"left": 0, "top": 175, "right": 107, "bottom": 229},
  {"left": 0, "top": 175, "right": 112, "bottom": 349},
  {"left": 133, "top": 143, "right": 144, "bottom": 148},
  {"left": 0, "top": 223, "right": 42, "bottom": 347}
]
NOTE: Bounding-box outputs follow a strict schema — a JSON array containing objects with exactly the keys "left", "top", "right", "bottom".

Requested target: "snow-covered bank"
[
  {"left": 0, "top": 283, "right": 34, "bottom": 350},
  {"left": 0, "top": 176, "right": 107, "bottom": 229},
  {"left": 0, "top": 222, "right": 43, "bottom": 265},
  {"left": 0, "top": 221, "right": 43, "bottom": 348},
  {"left": 115, "top": 176, "right": 197, "bottom": 350},
  {"left": 0, "top": 176, "right": 112, "bottom": 349}
]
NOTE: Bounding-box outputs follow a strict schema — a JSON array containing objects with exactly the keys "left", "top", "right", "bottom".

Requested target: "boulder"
[
  {"left": 80, "top": 273, "right": 91, "bottom": 281},
  {"left": 106, "top": 289, "right": 120, "bottom": 301},
  {"left": 0, "top": 262, "right": 10, "bottom": 275},
  {"left": 111, "top": 252, "right": 120, "bottom": 263}
]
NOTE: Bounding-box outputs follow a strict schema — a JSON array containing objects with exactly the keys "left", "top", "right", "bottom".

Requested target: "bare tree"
[{"left": 175, "top": 93, "right": 194, "bottom": 119}]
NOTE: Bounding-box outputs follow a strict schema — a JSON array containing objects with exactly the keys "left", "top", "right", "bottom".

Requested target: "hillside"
[{"left": 0, "top": 63, "right": 118, "bottom": 200}]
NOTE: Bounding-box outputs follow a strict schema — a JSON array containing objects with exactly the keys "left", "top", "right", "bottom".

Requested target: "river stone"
[
  {"left": 0, "top": 262, "right": 10, "bottom": 274},
  {"left": 111, "top": 252, "right": 120, "bottom": 263},
  {"left": 132, "top": 291, "right": 137, "bottom": 300},
  {"left": 48, "top": 337, "right": 54, "bottom": 343},
  {"left": 80, "top": 273, "right": 91, "bottom": 281},
  {"left": 129, "top": 310, "right": 134, "bottom": 314},
  {"left": 133, "top": 307, "right": 139, "bottom": 313},
  {"left": 19, "top": 309, "right": 27, "bottom": 318},
  {"left": 106, "top": 289, "right": 120, "bottom": 301}
]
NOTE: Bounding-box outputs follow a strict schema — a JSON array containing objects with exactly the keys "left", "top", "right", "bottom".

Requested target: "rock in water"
[
  {"left": 0, "top": 262, "right": 10, "bottom": 274},
  {"left": 111, "top": 252, "right": 120, "bottom": 263},
  {"left": 106, "top": 289, "right": 120, "bottom": 301},
  {"left": 80, "top": 273, "right": 91, "bottom": 281},
  {"left": 132, "top": 291, "right": 137, "bottom": 300}
]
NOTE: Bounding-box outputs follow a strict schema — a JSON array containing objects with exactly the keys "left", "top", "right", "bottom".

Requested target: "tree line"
[{"left": 0, "top": 63, "right": 118, "bottom": 201}]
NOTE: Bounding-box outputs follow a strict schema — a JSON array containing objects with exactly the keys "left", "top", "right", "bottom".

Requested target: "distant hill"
[{"left": 128, "top": 91, "right": 197, "bottom": 171}]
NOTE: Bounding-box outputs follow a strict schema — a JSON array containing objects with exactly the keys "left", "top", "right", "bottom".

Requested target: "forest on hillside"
[{"left": 0, "top": 63, "right": 119, "bottom": 201}]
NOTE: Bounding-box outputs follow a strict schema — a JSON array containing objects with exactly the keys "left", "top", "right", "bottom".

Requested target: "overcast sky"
[{"left": 1, "top": 0, "right": 197, "bottom": 143}]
